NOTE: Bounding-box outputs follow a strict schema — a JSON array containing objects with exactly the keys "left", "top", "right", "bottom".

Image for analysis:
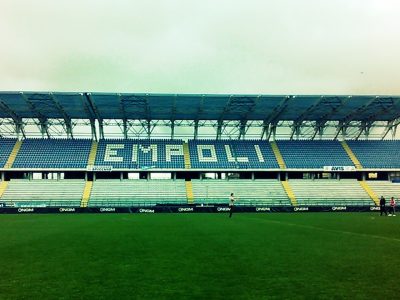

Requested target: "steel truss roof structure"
[{"left": 0, "top": 92, "right": 399, "bottom": 140}]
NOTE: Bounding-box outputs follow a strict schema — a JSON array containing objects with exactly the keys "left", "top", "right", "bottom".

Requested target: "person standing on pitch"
[
  {"left": 229, "top": 193, "right": 235, "bottom": 218},
  {"left": 380, "top": 196, "right": 387, "bottom": 216},
  {"left": 389, "top": 197, "right": 396, "bottom": 216}
]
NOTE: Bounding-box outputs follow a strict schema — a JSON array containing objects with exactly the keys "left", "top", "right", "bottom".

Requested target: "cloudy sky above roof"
[{"left": 1, "top": 0, "right": 399, "bottom": 94}]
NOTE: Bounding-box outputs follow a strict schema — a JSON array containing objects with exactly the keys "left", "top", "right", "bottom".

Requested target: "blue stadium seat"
[
  {"left": 277, "top": 140, "right": 353, "bottom": 168},
  {"left": 188, "top": 140, "right": 279, "bottom": 169},
  {"left": 347, "top": 140, "right": 400, "bottom": 168},
  {"left": 0, "top": 138, "right": 17, "bottom": 167},
  {"left": 13, "top": 139, "right": 92, "bottom": 169},
  {"left": 95, "top": 139, "right": 185, "bottom": 169}
]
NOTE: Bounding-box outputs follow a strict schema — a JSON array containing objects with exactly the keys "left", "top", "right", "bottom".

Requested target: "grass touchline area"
[{"left": 0, "top": 213, "right": 399, "bottom": 299}]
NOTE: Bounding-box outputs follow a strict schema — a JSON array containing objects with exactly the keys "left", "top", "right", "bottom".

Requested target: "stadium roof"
[{"left": 0, "top": 92, "right": 399, "bottom": 122}]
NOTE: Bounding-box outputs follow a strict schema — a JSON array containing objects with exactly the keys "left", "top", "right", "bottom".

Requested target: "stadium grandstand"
[{"left": 0, "top": 92, "right": 400, "bottom": 213}]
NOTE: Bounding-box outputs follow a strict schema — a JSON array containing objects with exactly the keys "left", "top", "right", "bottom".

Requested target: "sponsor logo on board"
[
  {"left": 100, "top": 208, "right": 116, "bottom": 212},
  {"left": 17, "top": 208, "right": 34, "bottom": 213},
  {"left": 256, "top": 207, "right": 271, "bottom": 212},
  {"left": 332, "top": 206, "right": 347, "bottom": 211},
  {"left": 370, "top": 206, "right": 380, "bottom": 211},
  {"left": 178, "top": 207, "right": 194, "bottom": 212},
  {"left": 139, "top": 208, "right": 155, "bottom": 213},
  {"left": 217, "top": 207, "right": 230, "bottom": 212},
  {"left": 59, "top": 208, "right": 76, "bottom": 212},
  {"left": 294, "top": 207, "right": 309, "bottom": 212}
]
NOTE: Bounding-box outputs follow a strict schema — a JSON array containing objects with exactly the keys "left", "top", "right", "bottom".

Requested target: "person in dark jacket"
[
  {"left": 380, "top": 196, "right": 387, "bottom": 216},
  {"left": 229, "top": 193, "right": 235, "bottom": 218}
]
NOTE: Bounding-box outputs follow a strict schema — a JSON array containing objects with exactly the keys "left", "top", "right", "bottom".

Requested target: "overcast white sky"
[{"left": 0, "top": 0, "right": 399, "bottom": 94}]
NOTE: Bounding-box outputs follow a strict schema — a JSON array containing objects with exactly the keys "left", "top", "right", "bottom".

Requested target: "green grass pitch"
[{"left": 0, "top": 212, "right": 400, "bottom": 299}]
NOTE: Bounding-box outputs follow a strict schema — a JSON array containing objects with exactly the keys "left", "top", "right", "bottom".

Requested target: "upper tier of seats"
[
  {"left": 13, "top": 139, "right": 92, "bottom": 168},
  {"left": 0, "top": 139, "right": 17, "bottom": 168},
  {"left": 347, "top": 140, "right": 400, "bottom": 168},
  {"left": 277, "top": 140, "right": 353, "bottom": 168},
  {"left": 189, "top": 140, "right": 279, "bottom": 169},
  {"left": 2, "top": 138, "right": 400, "bottom": 169}
]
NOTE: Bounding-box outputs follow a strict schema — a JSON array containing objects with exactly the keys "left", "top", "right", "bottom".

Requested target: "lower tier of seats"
[
  {"left": 191, "top": 179, "right": 291, "bottom": 206},
  {"left": 0, "top": 179, "right": 84, "bottom": 207},
  {"left": 89, "top": 179, "right": 187, "bottom": 207},
  {"left": 0, "top": 179, "right": 398, "bottom": 208},
  {"left": 289, "top": 179, "right": 374, "bottom": 206}
]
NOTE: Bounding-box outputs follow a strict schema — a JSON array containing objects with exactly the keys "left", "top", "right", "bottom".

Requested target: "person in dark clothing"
[
  {"left": 380, "top": 196, "right": 387, "bottom": 216},
  {"left": 229, "top": 193, "right": 235, "bottom": 218}
]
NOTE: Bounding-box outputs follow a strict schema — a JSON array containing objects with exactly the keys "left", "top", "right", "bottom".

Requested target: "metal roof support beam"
[
  {"left": 90, "top": 119, "right": 97, "bottom": 141},
  {"left": 146, "top": 120, "right": 151, "bottom": 139},
  {"left": 194, "top": 120, "right": 199, "bottom": 140},
  {"left": 38, "top": 118, "right": 50, "bottom": 139},
  {"left": 290, "top": 121, "right": 302, "bottom": 140},
  {"left": 335, "top": 96, "right": 378, "bottom": 140},
  {"left": 260, "top": 121, "right": 269, "bottom": 140},
  {"left": 263, "top": 96, "right": 290, "bottom": 124},
  {"left": 85, "top": 93, "right": 104, "bottom": 139},
  {"left": 238, "top": 120, "right": 247, "bottom": 140},
  {"left": 267, "top": 123, "right": 277, "bottom": 141},
  {"left": 122, "top": 119, "right": 128, "bottom": 139},
  {"left": 311, "top": 121, "right": 326, "bottom": 140},
  {"left": 171, "top": 120, "right": 175, "bottom": 139},
  {"left": 0, "top": 101, "right": 25, "bottom": 139},
  {"left": 49, "top": 93, "right": 74, "bottom": 138},
  {"left": 97, "top": 119, "right": 104, "bottom": 139},
  {"left": 393, "top": 124, "right": 398, "bottom": 139},
  {"left": 293, "top": 96, "right": 324, "bottom": 125},
  {"left": 381, "top": 118, "right": 400, "bottom": 139},
  {"left": 20, "top": 93, "right": 50, "bottom": 138},
  {"left": 334, "top": 121, "right": 348, "bottom": 140},
  {"left": 15, "top": 120, "right": 25, "bottom": 140},
  {"left": 216, "top": 120, "right": 223, "bottom": 140},
  {"left": 63, "top": 120, "right": 73, "bottom": 139},
  {"left": 355, "top": 121, "right": 372, "bottom": 140}
]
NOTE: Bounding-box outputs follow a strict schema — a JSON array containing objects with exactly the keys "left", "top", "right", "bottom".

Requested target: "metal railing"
[{"left": 0, "top": 198, "right": 382, "bottom": 208}]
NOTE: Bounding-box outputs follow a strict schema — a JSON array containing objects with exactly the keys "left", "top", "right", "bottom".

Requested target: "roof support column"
[
  {"left": 356, "top": 121, "right": 372, "bottom": 140},
  {"left": 146, "top": 119, "right": 151, "bottom": 139},
  {"left": 381, "top": 119, "right": 400, "bottom": 140},
  {"left": 194, "top": 120, "right": 199, "bottom": 140},
  {"left": 123, "top": 119, "right": 128, "bottom": 139},
  {"left": 260, "top": 121, "right": 269, "bottom": 140},
  {"left": 90, "top": 119, "right": 97, "bottom": 141},
  {"left": 39, "top": 118, "right": 49, "bottom": 138},
  {"left": 238, "top": 120, "right": 247, "bottom": 140},
  {"left": 98, "top": 119, "right": 104, "bottom": 139},
  {"left": 171, "top": 120, "right": 175, "bottom": 139},
  {"left": 15, "top": 118, "right": 25, "bottom": 140},
  {"left": 311, "top": 121, "right": 325, "bottom": 140},
  {"left": 290, "top": 122, "right": 302, "bottom": 140},
  {"left": 65, "top": 119, "right": 73, "bottom": 139},
  {"left": 216, "top": 120, "right": 223, "bottom": 140},
  {"left": 334, "top": 121, "right": 347, "bottom": 140},
  {"left": 267, "top": 123, "right": 277, "bottom": 141}
]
